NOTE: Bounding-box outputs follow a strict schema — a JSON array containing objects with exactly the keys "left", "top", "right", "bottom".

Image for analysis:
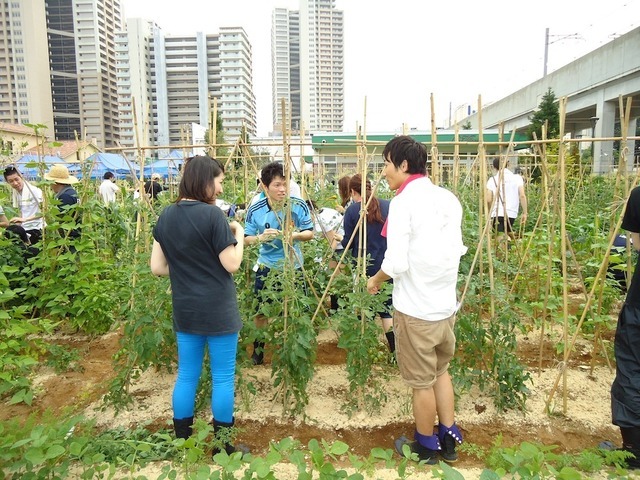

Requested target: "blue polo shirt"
[{"left": 244, "top": 192, "right": 314, "bottom": 269}]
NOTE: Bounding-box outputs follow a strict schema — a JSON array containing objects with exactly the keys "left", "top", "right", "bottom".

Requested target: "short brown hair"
[{"left": 177, "top": 155, "right": 224, "bottom": 204}]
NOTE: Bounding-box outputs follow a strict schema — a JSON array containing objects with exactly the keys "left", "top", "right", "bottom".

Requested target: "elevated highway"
[{"left": 459, "top": 27, "right": 640, "bottom": 173}]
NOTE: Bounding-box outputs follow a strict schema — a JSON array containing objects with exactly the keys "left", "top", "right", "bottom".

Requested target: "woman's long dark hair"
[
  {"left": 338, "top": 175, "right": 351, "bottom": 207},
  {"left": 349, "top": 174, "right": 383, "bottom": 224},
  {"left": 176, "top": 155, "right": 224, "bottom": 204}
]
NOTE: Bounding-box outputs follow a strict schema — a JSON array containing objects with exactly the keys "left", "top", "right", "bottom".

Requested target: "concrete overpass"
[{"left": 458, "top": 26, "right": 640, "bottom": 173}]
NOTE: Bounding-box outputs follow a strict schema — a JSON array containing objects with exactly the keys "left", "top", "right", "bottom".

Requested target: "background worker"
[
  {"left": 3, "top": 165, "right": 44, "bottom": 244},
  {"left": 486, "top": 158, "right": 528, "bottom": 236}
]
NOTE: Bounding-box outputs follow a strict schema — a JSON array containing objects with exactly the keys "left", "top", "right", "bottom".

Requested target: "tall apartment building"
[
  {"left": 272, "top": 8, "right": 300, "bottom": 133},
  {"left": 115, "top": 18, "right": 156, "bottom": 150},
  {"left": 272, "top": 0, "right": 344, "bottom": 134},
  {"left": 0, "top": 2, "right": 54, "bottom": 129},
  {"left": 0, "top": 0, "right": 122, "bottom": 147},
  {"left": 118, "top": 23, "right": 257, "bottom": 152},
  {"left": 155, "top": 28, "right": 257, "bottom": 147}
]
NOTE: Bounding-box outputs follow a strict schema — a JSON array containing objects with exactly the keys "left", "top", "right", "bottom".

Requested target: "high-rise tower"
[
  {"left": 47, "top": 0, "right": 122, "bottom": 147},
  {"left": 154, "top": 28, "right": 256, "bottom": 146},
  {"left": 0, "top": 1, "right": 122, "bottom": 147},
  {"left": 272, "top": 0, "right": 344, "bottom": 134}
]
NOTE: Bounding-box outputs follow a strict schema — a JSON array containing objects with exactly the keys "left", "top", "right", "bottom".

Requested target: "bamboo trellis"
[{"left": 39, "top": 91, "right": 640, "bottom": 416}]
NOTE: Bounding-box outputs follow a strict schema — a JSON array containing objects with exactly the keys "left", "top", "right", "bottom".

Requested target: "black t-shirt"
[
  {"left": 145, "top": 180, "right": 164, "bottom": 200},
  {"left": 622, "top": 186, "right": 640, "bottom": 306},
  {"left": 153, "top": 201, "right": 242, "bottom": 335}
]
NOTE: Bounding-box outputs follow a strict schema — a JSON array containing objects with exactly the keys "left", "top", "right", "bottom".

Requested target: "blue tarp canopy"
[
  {"left": 69, "top": 153, "right": 139, "bottom": 179},
  {"left": 143, "top": 159, "right": 182, "bottom": 179},
  {"left": 13, "top": 155, "right": 67, "bottom": 180},
  {"left": 161, "top": 150, "right": 185, "bottom": 160}
]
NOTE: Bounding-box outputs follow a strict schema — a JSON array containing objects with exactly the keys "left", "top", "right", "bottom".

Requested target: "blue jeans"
[{"left": 173, "top": 331, "right": 238, "bottom": 422}]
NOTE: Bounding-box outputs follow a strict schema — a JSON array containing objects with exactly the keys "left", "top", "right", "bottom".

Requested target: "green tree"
[
  {"left": 528, "top": 88, "right": 560, "bottom": 140},
  {"left": 205, "top": 115, "right": 228, "bottom": 159}
]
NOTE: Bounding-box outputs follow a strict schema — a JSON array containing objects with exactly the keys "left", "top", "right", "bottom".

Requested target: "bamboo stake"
[
  {"left": 309, "top": 171, "right": 386, "bottom": 326},
  {"left": 430, "top": 93, "right": 439, "bottom": 185},
  {"left": 544, "top": 151, "right": 640, "bottom": 412},
  {"left": 545, "top": 172, "right": 640, "bottom": 409},
  {"left": 476, "top": 96, "right": 496, "bottom": 320},
  {"left": 299, "top": 120, "right": 307, "bottom": 200},
  {"left": 453, "top": 124, "right": 460, "bottom": 194},
  {"left": 563, "top": 235, "right": 613, "bottom": 373}
]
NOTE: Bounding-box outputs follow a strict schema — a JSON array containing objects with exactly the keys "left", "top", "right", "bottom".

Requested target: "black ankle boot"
[
  {"left": 385, "top": 331, "right": 396, "bottom": 353},
  {"left": 621, "top": 427, "right": 640, "bottom": 469},
  {"left": 251, "top": 341, "right": 265, "bottom": 365},
  {"left": 330, "top": 294, "right": 339, "bottom": 311},
  {"left": 212, "top": 418, "right": 250, "bottom": 457},
  {"left": 173, "top": 416, "right": 194, "bottom": 440}
]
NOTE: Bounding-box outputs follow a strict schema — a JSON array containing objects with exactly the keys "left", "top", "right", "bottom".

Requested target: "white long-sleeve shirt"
[
  {"left": 380, "top": 177, "right": 466, "bottom": 321},
  {"left": 12, "top": 181, "right": 44, "bottom": 231}
]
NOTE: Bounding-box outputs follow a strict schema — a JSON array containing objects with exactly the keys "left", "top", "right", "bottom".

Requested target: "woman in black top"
[
  {"left": 341, "top": 174, "right": 394, "bottom": 352},
  {"left": 150, "top": 155, "right": 246, "bottom": 455}
]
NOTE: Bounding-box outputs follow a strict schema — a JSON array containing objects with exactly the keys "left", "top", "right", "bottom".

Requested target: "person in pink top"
[{"left": 367, "top": 135, "right": 466, "bottom": 464}]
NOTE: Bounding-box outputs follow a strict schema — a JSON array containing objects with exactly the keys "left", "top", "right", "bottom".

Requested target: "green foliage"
[
  {"left": 258, "top": 266, "right": 318, "bottom": 415},
  {"left": 335, "top": 268, "right": 392, "bottom": 415},
  {"left": 104, "top": 255, "right": 175, "bottom": 411},
  {"left": 0, "top": 153, "right": 632, "bottom": 480},
  {"left": 0, "top": 413, "right": 83, "bottom": 479},
  {"left": 0, "top": 233, "right": 59, "bottom": 403},
  {"left": 528, "top": 88, "right": 560, "bottom": 139},
  {"left": 44, "top": 343, "right": 82, "bottom": 373},
  {"left": 0, "top": 413, "right": 633, "bottom": 479}
]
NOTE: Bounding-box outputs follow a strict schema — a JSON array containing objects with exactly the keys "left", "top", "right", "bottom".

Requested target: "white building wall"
[
  {"left": 0, "top": 2, "right": 53, "bottom": 129},
  {"left": 219, "top": 27, "right": 256, "bottom": 139},
  {"left": 151, "top": 30, "right": 170, "bottom": 152},
  {"left": 116, "top": 18, "right": 156, "bottom": 153}
]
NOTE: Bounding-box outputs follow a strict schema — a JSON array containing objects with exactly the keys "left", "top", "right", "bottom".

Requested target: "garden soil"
[{"left": 2, "top": 325, "right": 632, "bottom": 479}]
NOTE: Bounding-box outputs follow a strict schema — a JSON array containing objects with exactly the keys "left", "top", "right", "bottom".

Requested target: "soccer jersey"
[{"left": 244, "top": 192, "right": 313, "bottom": 268}]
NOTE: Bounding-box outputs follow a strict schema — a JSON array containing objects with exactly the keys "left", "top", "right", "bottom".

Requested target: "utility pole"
[{"left": 543, "top": 28, "right": 581, "bottom": 77}]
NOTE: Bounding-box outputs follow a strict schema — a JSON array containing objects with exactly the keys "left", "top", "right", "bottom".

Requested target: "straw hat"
[
  {"left": 44, "top": 164, "right": 79, "bottom": 184},
  {"left": 151, "top": 173, "right": 162, "bottom": 181}
]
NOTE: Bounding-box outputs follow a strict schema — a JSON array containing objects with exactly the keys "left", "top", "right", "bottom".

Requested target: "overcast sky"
[{"left": 121, "top": 0, "right": 639, "bottom": 136}]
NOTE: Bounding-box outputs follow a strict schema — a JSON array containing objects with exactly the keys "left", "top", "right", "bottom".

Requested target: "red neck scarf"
[{"left": 381, "top": 174, "right": 425, "bottom": 237}]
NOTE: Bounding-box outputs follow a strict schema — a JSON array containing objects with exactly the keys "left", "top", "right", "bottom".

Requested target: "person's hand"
[
  {"left": 9, "top": 217, "right": 24, "bottom": 224},
  {"left": 335, "top": 205, "right": 345, "bottom": 214},
  {"left": 259, "top": 228, "right": 280, "bottom": 242},
  {"left": 520, "top": 213, "right": 528, "bottom": 223},
  {"left": 367, "top": 277, "right": 381, "bottom": 294},
  {"left": 229, "top": 220, "right": 244, "bottom": 236}
]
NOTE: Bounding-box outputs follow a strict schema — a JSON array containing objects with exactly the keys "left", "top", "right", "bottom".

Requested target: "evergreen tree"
[{"left": 528, "top": 88, "right": 560, "bottom": 139}]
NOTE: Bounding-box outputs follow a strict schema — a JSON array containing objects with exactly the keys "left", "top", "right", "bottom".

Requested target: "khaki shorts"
[{"left": 394, "top": 310, "right": 456, "bottom": 389}]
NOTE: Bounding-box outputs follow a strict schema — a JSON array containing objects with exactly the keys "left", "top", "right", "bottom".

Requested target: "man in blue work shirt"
[{"left": 244, "top": 162, "right": 314, "bottom": 364}]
